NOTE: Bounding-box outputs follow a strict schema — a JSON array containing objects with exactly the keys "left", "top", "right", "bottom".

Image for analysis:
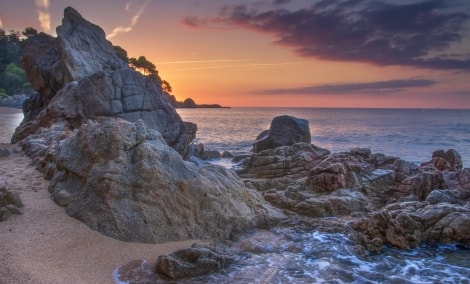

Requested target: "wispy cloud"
[
  {"left": 156, "top": 59, "right": 296, "bottom": 71},
  {"left": 257, "top": 79, "right": 438, "bottom": 95},
  {"left": 34, "top": 0, "right": 51, "bottom": 32},
  {"left": 107, "top": 0, "right": 148, "bottom": 39},
  {"left": 0, "top": 18, "right": 3, "bottom": 29},
  {"left": 273, "top": 0, "right": 292, "bottom": 5},
  {"left": 157, "top": 59, "right": 250, "bottom": 64},
  {"left": 174, "top": 63, "right": 296, "bottom": 71}
]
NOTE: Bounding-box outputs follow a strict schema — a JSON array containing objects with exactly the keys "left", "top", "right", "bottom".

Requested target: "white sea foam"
[{"left": 174, "top": 229, "right": 470, "bottom": 283}]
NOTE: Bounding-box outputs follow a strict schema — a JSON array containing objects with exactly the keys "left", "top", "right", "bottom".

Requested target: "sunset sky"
[{"left": 1, "top": 0, "right": 469, "bottom": 108}]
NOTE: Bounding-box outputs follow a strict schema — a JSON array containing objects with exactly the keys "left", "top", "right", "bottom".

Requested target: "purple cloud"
[
  {"left": 257, "top": 78, "right": 438, "bottom": 95},
  {"left": 184, "top": 0, "right": 470, "bottom": 70}
]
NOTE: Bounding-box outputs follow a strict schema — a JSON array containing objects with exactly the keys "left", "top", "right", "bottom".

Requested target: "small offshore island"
[{"left": 1, "top": 7, "right": 470, "bottom": 283}]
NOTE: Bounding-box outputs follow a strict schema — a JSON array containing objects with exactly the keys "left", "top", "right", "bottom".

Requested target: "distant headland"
[
  {"left": 166, "top": 95, "right": 229, "bottom": 108},
  {"left": 0, "top": 93, "right": 229, "bottom": 109}
]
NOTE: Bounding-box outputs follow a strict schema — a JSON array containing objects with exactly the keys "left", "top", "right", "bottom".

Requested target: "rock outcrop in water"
[
  {"left": 238, "top": 115, "right": 470, "bottom": 252},
  {"left": 12, "top": 7, "right": 282, "bottom": 243},
  {"left": 252, "top": 115, "right": 311, "bottom": 153},
  {"left": 13, "top": 7, "right": 195, "bottom": 156}
]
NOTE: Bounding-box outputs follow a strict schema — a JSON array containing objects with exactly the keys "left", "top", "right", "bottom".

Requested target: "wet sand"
[
  {"left": 0, "top": 107, "right": 22, "bottom": 114},
  {"left": 0, "top": 144, "right": 201, "bottom": 283}
]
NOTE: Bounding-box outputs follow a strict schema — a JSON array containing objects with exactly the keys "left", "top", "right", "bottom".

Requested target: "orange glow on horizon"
[{"left": 1, "top": 1, "right": 468, "bottom": 109}]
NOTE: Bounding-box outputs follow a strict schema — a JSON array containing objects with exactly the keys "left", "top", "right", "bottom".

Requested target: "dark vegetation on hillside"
[{"left": 0, "top": 28, "right": 36, "bottom": 97}]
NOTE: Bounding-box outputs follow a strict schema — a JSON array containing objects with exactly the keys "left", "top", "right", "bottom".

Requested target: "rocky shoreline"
[{"left": 3, "top": 6, "right": 469, "bottom": 283}]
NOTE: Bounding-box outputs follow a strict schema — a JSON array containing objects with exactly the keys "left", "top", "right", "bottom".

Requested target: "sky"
[{"left": 1, "top": 0, "right": 469, "bottom": 108}]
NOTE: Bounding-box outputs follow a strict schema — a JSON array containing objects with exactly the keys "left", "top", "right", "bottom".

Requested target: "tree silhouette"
[
  {"left": 112, "top": 45, "right": 171, "bottom": 93},
  {"left": 161, "top": 80, "right": 172, "bottom": 93},
  {"left": 113, "top": 45, "right": 128, "bottom": 62},
  {"left": 22, "top": 27, "right": 38, "bottom": 38},
  {"left": 129, "top": 55, "right": 157, "bottom": 76}
]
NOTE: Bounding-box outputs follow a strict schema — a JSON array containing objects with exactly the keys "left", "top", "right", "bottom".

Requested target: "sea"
[
  {"left": 177, "top": 107, "right": 470, "bottom": 167},
  {"left": 2, "top": 106, "right": 470, "bottom": 283},
  {"left": 2, "top": 107, "right": 468, "bottom": 166},
  {"left": 0, "top": 107, "right": 23, "bottom": 144}
]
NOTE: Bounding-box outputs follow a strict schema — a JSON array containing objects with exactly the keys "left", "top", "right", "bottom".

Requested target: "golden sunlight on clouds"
[
  {"left": 34, "top": 0, "right": 51, "bottom": 32},
  {"left": 3, "top": 0, "right": 467, "bottom": 108},
  {"left": 107, "top": 1, "right": 148, "bottom": 39}
]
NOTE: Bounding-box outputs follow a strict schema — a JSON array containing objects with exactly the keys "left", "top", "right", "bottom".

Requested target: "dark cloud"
[
  {"left": 272, "top": 0, "right": 292, "bottom": 5},
  {"left": 182, "top": 16, "right": 202, "bottom": 28},
  {"left": 184, "top": 0, "right": 470, "bottom": 70},
  {"left": 257, "top": 78, "right": 437, "bottom": 95}
]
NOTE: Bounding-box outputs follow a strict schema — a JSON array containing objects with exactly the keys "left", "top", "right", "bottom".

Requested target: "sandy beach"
[{"left": 0, "top": 144, "right": 201, "bottom": 283}]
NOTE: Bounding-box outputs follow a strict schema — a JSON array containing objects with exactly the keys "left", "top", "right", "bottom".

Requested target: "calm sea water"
[
  {"left": 0, "top": 107, "right": 23, "bottom": 143},
  {"left": 177, "top": 108, "right": 470, "bottom": 166},
  {"left": 2, "top": 107, "right": 468, "bottom": 166}
]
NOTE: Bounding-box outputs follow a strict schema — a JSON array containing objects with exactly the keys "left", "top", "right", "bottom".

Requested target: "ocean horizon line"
[
  {"left": 2, "top": 105, "right": 470, "bottom": 111},
  {"left": 195, "top": 106, "right": 470, "bottom": 111}
]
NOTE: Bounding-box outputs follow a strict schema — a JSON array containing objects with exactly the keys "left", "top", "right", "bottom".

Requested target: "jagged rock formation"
[
  {"left": 49, "top": 117, "right": 282, "bottom": 243},
  {"left": 10, "top": 7, "right": 282, "bottom": 244},
  {"left": 237, "top": 115, "right": 470, "bottom": 251},
  {"left": 13, "top": 7, "right": 195, "bottom": 156}
]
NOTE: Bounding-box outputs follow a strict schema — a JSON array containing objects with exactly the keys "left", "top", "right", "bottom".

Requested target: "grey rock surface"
[{"left": 49, "top": 117, "right": 283, "bottom": 243}]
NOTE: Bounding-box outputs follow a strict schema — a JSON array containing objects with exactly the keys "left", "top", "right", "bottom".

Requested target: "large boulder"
[
  {"left": 49, "top": 117, "right": 282, "bottom": 243},
  {"left": 252, "top": 115, "right": 311, "bottom": 153},
  {"left": 155, "top": 245, "right": 235, "bottom": 279},
  {"left": 13, "top": 7, "right": 195, "bottom": 156},
  {"left": 56, "top": 7, "right": 128, "bottom": 82}
]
